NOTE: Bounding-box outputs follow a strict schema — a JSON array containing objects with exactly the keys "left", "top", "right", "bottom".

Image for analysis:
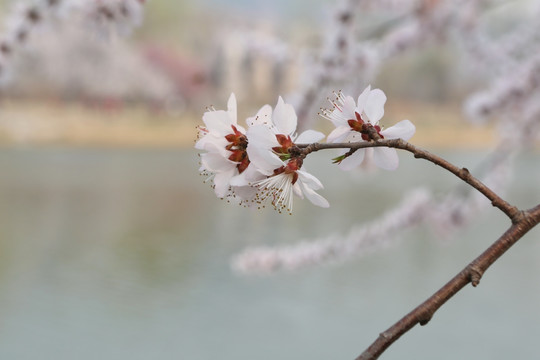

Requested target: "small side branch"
[{"left": 298, "top": 139, "right": 521, "bottom": 221}]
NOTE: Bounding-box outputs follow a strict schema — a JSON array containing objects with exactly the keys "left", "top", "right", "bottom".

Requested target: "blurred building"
[{"left": 210, "top": 27, "right": 301, "bottom": 100}]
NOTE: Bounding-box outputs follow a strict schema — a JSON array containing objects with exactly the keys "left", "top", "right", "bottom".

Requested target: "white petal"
[
  {"left": 244, "top": 165, "right": 266, "bottom": 183},
  {"left": 227, "top": 93, "right": 237, "bottom": 124},
  {"left": 373, "top": 147, "right": 399, "bottom": 170},
  {"left": 292, "top": 182, "right": 303, "bottom": 198},
  {"left": 202, "top": 138, "right": 230, "bottom": 157},
  {"left": 246, "top": 125, "right": 284, "bottom": 173},
  {"left": 297, "top": 170, "right": 323, "bottom": 190},
  {"left": 213, "top": 169, "right": 235, "bottom": 198},
  {"left": 327, "top": 126, "right": 351, "bottom": 143},
  {"left": 247, "top": 147, "right": 283, "bottom": 175},
  {"left": 344, "top": 131, "right": 364, "bottom": 143},
  {"left": 356, "top": 85, "right": 371, "bottom": 113},
  {"left": 246, "top": 125, "right": 283, "bottom": 172},
  {"left": 246, "top": 104, "right": 272, "bottom": 127},
  {"left": 273, "top": 96, "right": 297, "bottom": 135},
  {"left": 296, "top": 130, "right": 325, "bottom": 144},
  {"left": 299, "top": 182, "right": 329, "bottom": 208},
  {"left": 194, "top": 132, "right": 212, "bottom": 150},
  {"left": 233, "top": 185, "right": 258, "bottom": 202},
  {"left": 246, "top": 125, "right": 278, "bottom": 148},
  {"left": 339, "top": 149, "right": 365, "bottom": 171},
  {"left": 229, "top": 172, "right": 248, "bottom": 187},
  {"left": 202, "top": 110, "right": 233, "bottom": 135},
  {"left": 365, "top": 89, "right": 386, "bottom": 123},
  {"left": 230, "top": 165, "right": 264, "bottom": 186},
  {"left": 201, "top": 152, "right": 235, "bottom": 172},
  {"left": 235, "top": 124, "right": 246, "bottom": 134},
  {"left": 380, "top": 119, "right": 416, "bottom": 141},
  {"left": 362, "top": 148, "right": 375, "bottom": 169},
  {"left": 341, "top": 95, "right": 358, "bottom": 121}
]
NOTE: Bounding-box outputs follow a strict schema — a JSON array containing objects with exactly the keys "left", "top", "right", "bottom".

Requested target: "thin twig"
[
  {"left": 295, "top": 139, "right": 539, "bottom": 359},
  {"left": 296, "top": 139, "right": 521, "bottom": 222}
]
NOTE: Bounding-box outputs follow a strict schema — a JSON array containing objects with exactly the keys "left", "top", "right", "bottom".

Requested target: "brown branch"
[
  {"left": 297, "top": 139, "right": 521, "bottom": 222},
  {"left": 356, "top": 203, "right": 540, "bottom": 360},
  {"left": 293, "top": 139, "right": 540, "bottom": 359}
]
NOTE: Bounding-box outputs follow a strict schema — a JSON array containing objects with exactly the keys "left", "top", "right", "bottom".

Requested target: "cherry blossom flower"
[
  {"left": 320, "top": 85, "right": 416, "bottom": 171},
  {"left": 247, "top": 97, "right": 329, "bottom": 214},
  {"left": 195, "top": 93, "right": 258, "bottom": 202}
]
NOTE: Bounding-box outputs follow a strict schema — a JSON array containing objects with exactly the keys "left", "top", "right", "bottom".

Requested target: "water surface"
[{"left": 0, "top": 147, "right": 538, "bottom": 360}]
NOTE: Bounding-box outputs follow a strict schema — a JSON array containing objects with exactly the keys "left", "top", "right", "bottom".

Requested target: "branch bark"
[
  {"left": 356, "top": 203, "right": 540, "bottom": 360},
  {"left": 297, "top": 139, "right": 521, "bottom": 222},
  {"left": 293, "top": 139, "right": 540, "bottom": 359}
]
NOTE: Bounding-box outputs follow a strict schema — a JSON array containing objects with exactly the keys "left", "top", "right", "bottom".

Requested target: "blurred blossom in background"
[{"left": 0, "top": 1, "right": 539, "bottom": 360}]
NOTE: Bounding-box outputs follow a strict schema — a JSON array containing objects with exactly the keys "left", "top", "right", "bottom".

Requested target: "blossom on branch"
[
  {"left": 195, "top": 94, "right": 331, "bottom": 213},
  {"left": 320, "top": 85, "right": 415, "bottom": 170},
  {"left": 247, "top": 97, "right": 329, "bottom": 213},
  {"left": 195, "top": 93, "right": 258, "bottom": 203}
]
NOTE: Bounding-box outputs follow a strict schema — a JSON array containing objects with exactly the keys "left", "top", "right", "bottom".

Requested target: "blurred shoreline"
[{"left": 0, "top": 98, "right": 510, "bottom": 149}]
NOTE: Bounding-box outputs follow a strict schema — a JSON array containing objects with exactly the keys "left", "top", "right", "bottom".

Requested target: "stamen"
[{"left": 253, "top": 173, "right": 295, "bottom": 214}]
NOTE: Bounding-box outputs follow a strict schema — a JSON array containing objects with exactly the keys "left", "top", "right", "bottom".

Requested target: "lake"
[{"left": 0, "top": 147, "right": 538, "bottom": 360}]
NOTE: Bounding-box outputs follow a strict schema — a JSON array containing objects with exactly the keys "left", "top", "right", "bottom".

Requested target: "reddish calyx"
[
  {"left": 225, "top": 125, "right": 248, "bottom": 148},
  {"left": 272, "top": 134, "right": 295, "bottom": 155},
  {"left": 272, "top": 157, "right": 303, "bottom": 184},
  {"left": 347, "top": 111, "right": 384, "bottom": 141},
  {"left": 224, "top": 125, "right": 249, "bottom": 173}
]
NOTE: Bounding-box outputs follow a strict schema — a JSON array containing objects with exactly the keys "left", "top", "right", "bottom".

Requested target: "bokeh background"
[{"left": 0, "top": 1, "right": 539, "bottom": 359}]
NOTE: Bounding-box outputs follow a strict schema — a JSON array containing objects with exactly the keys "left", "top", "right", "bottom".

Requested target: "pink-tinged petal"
[
  {"left": 365, "top": 89, "right": 386, "bottom": 123},
  {"left": 356, "top": 85, "right": 372, "bottom": 113},
  {"left": 373, "top": 147, "right": 399, "bottom": 170},
  {"left": 380, "top": 119, "right": 416, "bottom": 141},
  {"left": 201, "top": 152, "right": 235, "bottom": 172},
  {"left": 297, "top": 170, "right": 324, "bottom": 190},
  {"left": 227, "top": 93, "right": 237, "bottom": 123},
  {"left": 300, "top": 183, "right": 330, "bottom": 208},
  {"left": 327, "top": 126, "right": 351, "bottom": 143},
  {"left": 246, "top": 104, "right": 272, "bottom": 127},
  {"left": 273, "top": 96, "right": 297, "bottom": 135},
  {"left": 339, "top": 149, "right": 365, "bottom": 171},
  {"left": 296, "top": 129, "right": 325, "bottom": 144},
  {"left": 202, "top": 110, "right": 233, "bottom": 135},
  {"left": 213, "top": 169, "right": 235, "bottom": 198}
]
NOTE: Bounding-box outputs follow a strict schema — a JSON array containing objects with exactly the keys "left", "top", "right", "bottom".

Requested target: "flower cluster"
[
  {"left": 196, "top": 86, "right": 415, "bottom": 214},
  {"left": 320, "top": 85, "right": 415, "bottom": 170}
]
